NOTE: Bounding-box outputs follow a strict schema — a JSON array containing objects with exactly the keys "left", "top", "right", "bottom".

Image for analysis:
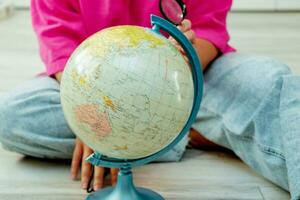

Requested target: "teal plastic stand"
[
  {"left": 85, "top": 14, "right": 203, "bottom": 200},
  {"left": 86, "top": 166, "right": 163, "bottom": 200}
]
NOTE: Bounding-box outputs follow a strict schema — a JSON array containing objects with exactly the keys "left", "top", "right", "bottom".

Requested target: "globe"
[
  {"left": 60, "top": 25, "right": 194, "bottom": 160},
  {"left": 60, "top": 15, "right": 203, "bottom": 200}
]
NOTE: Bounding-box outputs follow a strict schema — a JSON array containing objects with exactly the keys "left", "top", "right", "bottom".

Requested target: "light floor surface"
[{"left": 1, "top": 11, "right": 299, "bottom": 200}]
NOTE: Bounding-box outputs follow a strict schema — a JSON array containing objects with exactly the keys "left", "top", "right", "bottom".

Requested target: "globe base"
[
  {"left": 86, "top": 166, "right": 164, "bottom": 200},
  {"left": 86, "top": 186, "right": 164, "bottom": 200}
]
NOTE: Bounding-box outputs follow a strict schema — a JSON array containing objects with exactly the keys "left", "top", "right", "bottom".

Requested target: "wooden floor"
[{"left": 1, "top": 11, "right": 299, "bottom": 200}]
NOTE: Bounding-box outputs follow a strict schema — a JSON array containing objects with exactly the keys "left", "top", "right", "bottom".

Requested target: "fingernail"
[
  {"left": 82, "top": 182, "right": 88, "bottom": 189},
  {"left": 94, "top": 184, "right": 102, "bottom": 191}
]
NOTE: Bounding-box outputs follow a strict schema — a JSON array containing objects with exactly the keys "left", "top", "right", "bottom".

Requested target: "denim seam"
[{"left": 226, "top": 131, "right": 286, "bottom": 161}]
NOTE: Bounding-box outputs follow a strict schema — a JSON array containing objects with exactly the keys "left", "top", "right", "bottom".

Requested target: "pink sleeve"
[
  {"left": 31, "top": 0, "right": 87, "bottom": 75},
  {"left": 187, "top": 0, "right": 233, "bottom": 53}
]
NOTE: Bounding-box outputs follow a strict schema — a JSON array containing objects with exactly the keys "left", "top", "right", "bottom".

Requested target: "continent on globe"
[
  {"left": 74, "top": 105, "right": 112, "bottom": 137},
  {"left": 102, "top": 95, "right": 117, "bottom": 112}
]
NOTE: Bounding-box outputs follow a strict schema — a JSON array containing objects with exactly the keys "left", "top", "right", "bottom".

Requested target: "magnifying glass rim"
[{"left": 159, "top": 0, "right": 187, "bottom": 25}]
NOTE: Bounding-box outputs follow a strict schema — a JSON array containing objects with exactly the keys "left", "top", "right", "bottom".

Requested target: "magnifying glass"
[{"left": 159, "top": 0, "right": 187, "bottom": 26}]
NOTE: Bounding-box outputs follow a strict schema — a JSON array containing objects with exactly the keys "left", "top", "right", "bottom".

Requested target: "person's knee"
[
  {"left": 0, "top": 77, "right": 72, "bottom": 158},
  {"left": 0, "top": 90, "right": 36, "bottom": 151},
  {"left": 204, "top": 54, "right": 291, "bottom": 122},
  {"left": 0, "top": 94, "right": 16, "bottom": 148},
  {"left": 0, "top": 92, "right": 71, "bottom": 158},
  {"left": 210, "top": 54, "right": 291, "bottom": 90},
  {"left": 216, "top": 53, "right": 290, "bottom": 76},
  {"left": 245, "top": 56, "right": 290, "bottom": 96},
  {"left": 225, "top": 55, "right": 291, "bottom": 92},
  {"left": 249, "top": 55, "right": 291, "bottom": 78}
]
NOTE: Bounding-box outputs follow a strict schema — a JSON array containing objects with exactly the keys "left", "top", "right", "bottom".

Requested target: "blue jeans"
[
  {"left": 0, "top": 53, "right": 299, "bottom": 199},
  {"left": 0, "top": 73, "right": 188, "bottom": 161}
]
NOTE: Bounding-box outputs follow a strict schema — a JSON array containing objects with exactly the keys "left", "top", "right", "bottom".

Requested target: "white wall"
[
  {"left": 11, "top": 0, "right": 29, "bottom": 8},
  {"left": 233, "top": 0, "right": 300, "bottom": 11},
  {"left": 233, "top": 0, "right": 275, "bottom": 11},
  {"left": 277, "top": 0, "right": 300, "bottom": 10}
]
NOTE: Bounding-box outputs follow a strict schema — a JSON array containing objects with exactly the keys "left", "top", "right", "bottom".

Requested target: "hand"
[
  {"left": 54, "top": 72, "right": 63, "bottom": 83},
  {"left": 168, "top": 19, "right": 219, "bottom": 71},
  {"left": 71, "top": 138, "right": 119, "bottom": 191},
  {"left": 188, "top": 129, "right": 219, "bottom": 149},
  {"left": 168, "top": 19, "right": 196, "bottom": 57}
]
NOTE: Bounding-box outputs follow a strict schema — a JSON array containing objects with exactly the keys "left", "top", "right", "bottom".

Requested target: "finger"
[
  {"left": 71, "top": 139, "right": 83, "bottom": 180},
  {"left": 169, "top": 36, "right": 186, "bottom": 50},
  {"left": 182, "top": 55, "right": 189, "bottom": 64},
  {"left": 93, "top": 166, "right": 105, "bottom": 191},
  {"left": 81, "top": 145, "right": 93, "bottom": 189},
  {"left": 184, "top": 30, "right": 196, "bottom": 44},
  {"left": 178, "top": 19, "right": 192, "bottom": 32},
  {"left": 110, "top": 168, "right": 119, "bottom": 186},
  {"left": 168, "top": 30, "right": 196, "bottom": 49},
  {"left": 173, "top": 43, "right": 184, "bottom": 54},
  {"left": 168, "top": 36, "right": 176, "bottom": 44}
]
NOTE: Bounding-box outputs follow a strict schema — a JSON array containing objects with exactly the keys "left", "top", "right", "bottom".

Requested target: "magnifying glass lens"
[{"left": 160, "top": 0, "right": 184, "bottom": 25}]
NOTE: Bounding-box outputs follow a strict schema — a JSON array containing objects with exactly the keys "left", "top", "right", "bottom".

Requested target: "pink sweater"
[{"left": 31, "top": 0, "right": 234, "bottom": 76}]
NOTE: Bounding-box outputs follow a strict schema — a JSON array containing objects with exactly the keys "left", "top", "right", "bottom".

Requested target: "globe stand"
[{"left": 86, "top": 166, "right": 164, "bottom": 200}]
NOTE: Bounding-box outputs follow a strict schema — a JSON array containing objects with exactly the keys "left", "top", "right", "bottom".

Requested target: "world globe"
[
  {"left": 60, "top": 15, "right": 202, "bottom": 200},
  {"left": 60, "top": 25, "right": 194, "bottom": 160}
]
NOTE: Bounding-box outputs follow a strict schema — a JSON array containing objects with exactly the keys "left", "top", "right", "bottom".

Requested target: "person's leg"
[
  {"left": 155, "top": 133, "right": 189, "bottom": 162},
  {"left": 0, "top": 76, "right": 75, "bottom": 158},
  {"left": 280, "top": 75, "right": 300, "bottom": 198},
  {"left": 193, "top": 52, "right": 300, "bottom": 199},
  {"left": 0, "top": 75, "right": 187, "bottom": 161}
]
